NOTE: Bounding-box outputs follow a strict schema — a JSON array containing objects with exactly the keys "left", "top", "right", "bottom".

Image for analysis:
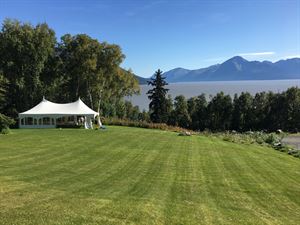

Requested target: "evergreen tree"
[{"left": 147, "top": 69, "right": 169, "bottom": 123}]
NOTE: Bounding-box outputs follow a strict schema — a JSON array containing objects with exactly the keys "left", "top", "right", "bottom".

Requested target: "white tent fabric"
[
  {"left": 19, "top": 97, "right": 100, "bottom": 129},
  {"left": 19, "top": 97, "right": 98, "bottom": 116}
]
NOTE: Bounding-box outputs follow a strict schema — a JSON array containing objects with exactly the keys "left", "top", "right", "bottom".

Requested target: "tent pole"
[{"left": 84, "top": 116, "right": 88, "bottom": 129}]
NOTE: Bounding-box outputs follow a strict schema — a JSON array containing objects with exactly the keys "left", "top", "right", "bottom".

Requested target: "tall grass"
[
  {"left": 214, "top": 131, "right": 299, "bottom": 158},
  {"left": 102, "top": 118, "right": 191, "bottom": 133}
]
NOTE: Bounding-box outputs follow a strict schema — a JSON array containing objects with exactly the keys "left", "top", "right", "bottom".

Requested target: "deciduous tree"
[
  {"left": 173, "top": 95, "right": 191, "bottom": 128},
  {"left": 0, "top": 19, "right": 56, "bottom": 118}
]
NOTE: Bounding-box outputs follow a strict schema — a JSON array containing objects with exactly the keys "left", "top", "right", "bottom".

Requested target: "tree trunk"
[{"left": 87, "top": 80, "right": 93, "bottom": 108}]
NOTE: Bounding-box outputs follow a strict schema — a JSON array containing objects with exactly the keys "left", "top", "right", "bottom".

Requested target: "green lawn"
[{"left": 0, "top": 126, "right": 299, "bottom": 225}]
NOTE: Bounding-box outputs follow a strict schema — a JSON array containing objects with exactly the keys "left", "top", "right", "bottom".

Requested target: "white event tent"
[{"left": 19, "top": 97, "right": 100, "bottom": 129}]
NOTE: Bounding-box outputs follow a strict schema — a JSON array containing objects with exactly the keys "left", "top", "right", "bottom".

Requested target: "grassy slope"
[{"left": 0, "top": 126, "right": 299, "bottom": 225}]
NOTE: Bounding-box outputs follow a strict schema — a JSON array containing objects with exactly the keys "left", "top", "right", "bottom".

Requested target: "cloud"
[
  {"left": 48, "top": 2, "right": 109, "bottom": 13},
  {"left": 203, "top": 57, "right": 226, "bottom": 62},
  {"left": 141, "top": 0, "right": 167, "bottom": 10},
  {"left": 124, "top": 0, "right": 166, "bottom": 17},
  {"left": 238, "top": 52, "right": 275, "bottom": 57},
  {"left": 202, "top": 52, "right": 276, "bottom": 64},
  {"left": 282, "top": 54, "right": 300, "bottom": 59}
]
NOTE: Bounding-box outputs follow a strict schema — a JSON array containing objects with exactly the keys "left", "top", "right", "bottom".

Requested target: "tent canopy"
[
  {"left": 18, "top": 97, "right": 99, "bottom": 129},
  {"left": 19, "top": 97, "right": 99, "bottom": 118}
]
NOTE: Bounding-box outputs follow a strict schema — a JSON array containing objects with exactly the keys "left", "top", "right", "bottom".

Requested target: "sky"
[{"left": 0, "top": 0, "right": 299, "bottom": 77}]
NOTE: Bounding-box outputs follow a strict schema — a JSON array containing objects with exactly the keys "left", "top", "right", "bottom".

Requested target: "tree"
[
  {"left": 0, "top": 19, "right": 137, "bottom": 123},
  {"left": 285, "top": 87, "right": 300, "bottom": 131},
  {"left": 0, "top": 113, "right": 15, "bottom": 133},
  {"left": 207, "top": 92, "right": 233, "bottom": 131},
  {"left": 173, "top": 95, "right": 191, "bottom": 128},
  {"left": 39, "top": 41, "right": 66, "bottom": 102},
  {"left": 138, "top": 110, "right": 150, "bottom": 122},
  {"left": 0, "top": 19, "right": 56, "bottom": 118},
  {"left": 231, "top": 92, "right": 254, "bottom": 131},
  {"left": 58, "top": 34, "right": 103, "bottom": 103},
  {"left": 147, "top": 69, "right": 169, "bottom": 123},
  {"left": 115, "top": 99, "right": 126, "bottom": 119},
  {"left": 165, "top": 94, "right": 173, "bottom": 124},
  {"left": 252, "top": 92, "right": 268, "bottom": 130},
  {"left": 124, "top": 101, "right": 140, "bottom": 121},
  {"left": 188, "top": 96, "right": 198, "bottom": 130},
  {"left": 58, "top": 35, "right": 139, "bottom": 115},
  {"left": 266, "top": 92, "right": 287, "bottom": 131},
  {"left": 188, "top": 94, "right": 207, "bottom": 130},
  {"left": 0, "top": 72, "right": 8, "bottom": 110}
]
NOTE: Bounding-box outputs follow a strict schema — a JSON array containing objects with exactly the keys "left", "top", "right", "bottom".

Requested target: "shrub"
[
  {"left": 222, "top": 134, "right": 232, "bottom": 142},
  {"left": 0, "top": 127, "right": 10, "bottom": 134},
  {"left": 289, "top": 150, "right": 300, "bottom": 158},
  {"left": 217, "top": 130, "right": 300, "bottom": 158},
  {"left": 56, "top": 124, "right": 82, "bottom": 129},
  {"left": 102, "top": 117, "right": 192, "bottom": 133},
  {"left": 264, "top": 133, "right": 281, "bottom": 145},
  {"left": 0, "top": 113, "right": 15, "bottom": 134}
]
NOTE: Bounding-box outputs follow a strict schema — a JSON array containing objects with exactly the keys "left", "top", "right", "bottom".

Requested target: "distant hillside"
[
  {"left": 134, "top": 75, "right": 148, "bottom": 84},
  {"left": 160, "top": 56, "right": 300, "bottom": 83}
]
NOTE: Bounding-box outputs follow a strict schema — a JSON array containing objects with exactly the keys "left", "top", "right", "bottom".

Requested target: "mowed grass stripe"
[
  {"left": 74, "top": 129, "right": 175, "bottom": 198},
  {"left": 210, "top": 140, "right": 279, "bottom": 224},
  {"left": 2, "top": 130, "right": 136, "bottom": 182},
  {"left": 215, "top": 140, "right": 298, "bottom": 224},
  {"left": 0, "top": 126, "right": 299, "bottom": 225}
]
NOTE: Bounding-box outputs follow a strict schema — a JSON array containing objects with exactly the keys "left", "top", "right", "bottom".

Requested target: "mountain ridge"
[{"left": 138, "top": 56, "right": 300, "bottom": 83}]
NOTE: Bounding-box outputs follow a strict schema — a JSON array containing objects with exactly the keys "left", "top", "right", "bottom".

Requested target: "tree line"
[
  {"left": 146, "top": 70, "right": 300, "bottom": 132},
  {"left": 0, "top": 19, "right": 139, "bottom": 120},
  {"left": 1, "top": 19, "right": 299, "bottom": 132}
]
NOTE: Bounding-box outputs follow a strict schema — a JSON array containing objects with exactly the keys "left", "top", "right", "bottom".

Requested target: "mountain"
[
  {"left": 162, "top": 68, "right": 190, "bottom": 82},
  {"left": 159, "top": 56, "right": 300, "bottom": 83},
  {"left": 134, "top": 75, "right": 148, "bottom": 84}
]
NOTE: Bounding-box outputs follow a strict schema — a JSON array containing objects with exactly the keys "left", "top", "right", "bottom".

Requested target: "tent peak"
[{"left": 19, "top": 97, "right": 99, "bottom": 117}]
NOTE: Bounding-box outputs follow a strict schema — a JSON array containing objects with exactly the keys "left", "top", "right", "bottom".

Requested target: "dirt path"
[{"left": 282, "top": 136, "right": 300, "bottom": 150}]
